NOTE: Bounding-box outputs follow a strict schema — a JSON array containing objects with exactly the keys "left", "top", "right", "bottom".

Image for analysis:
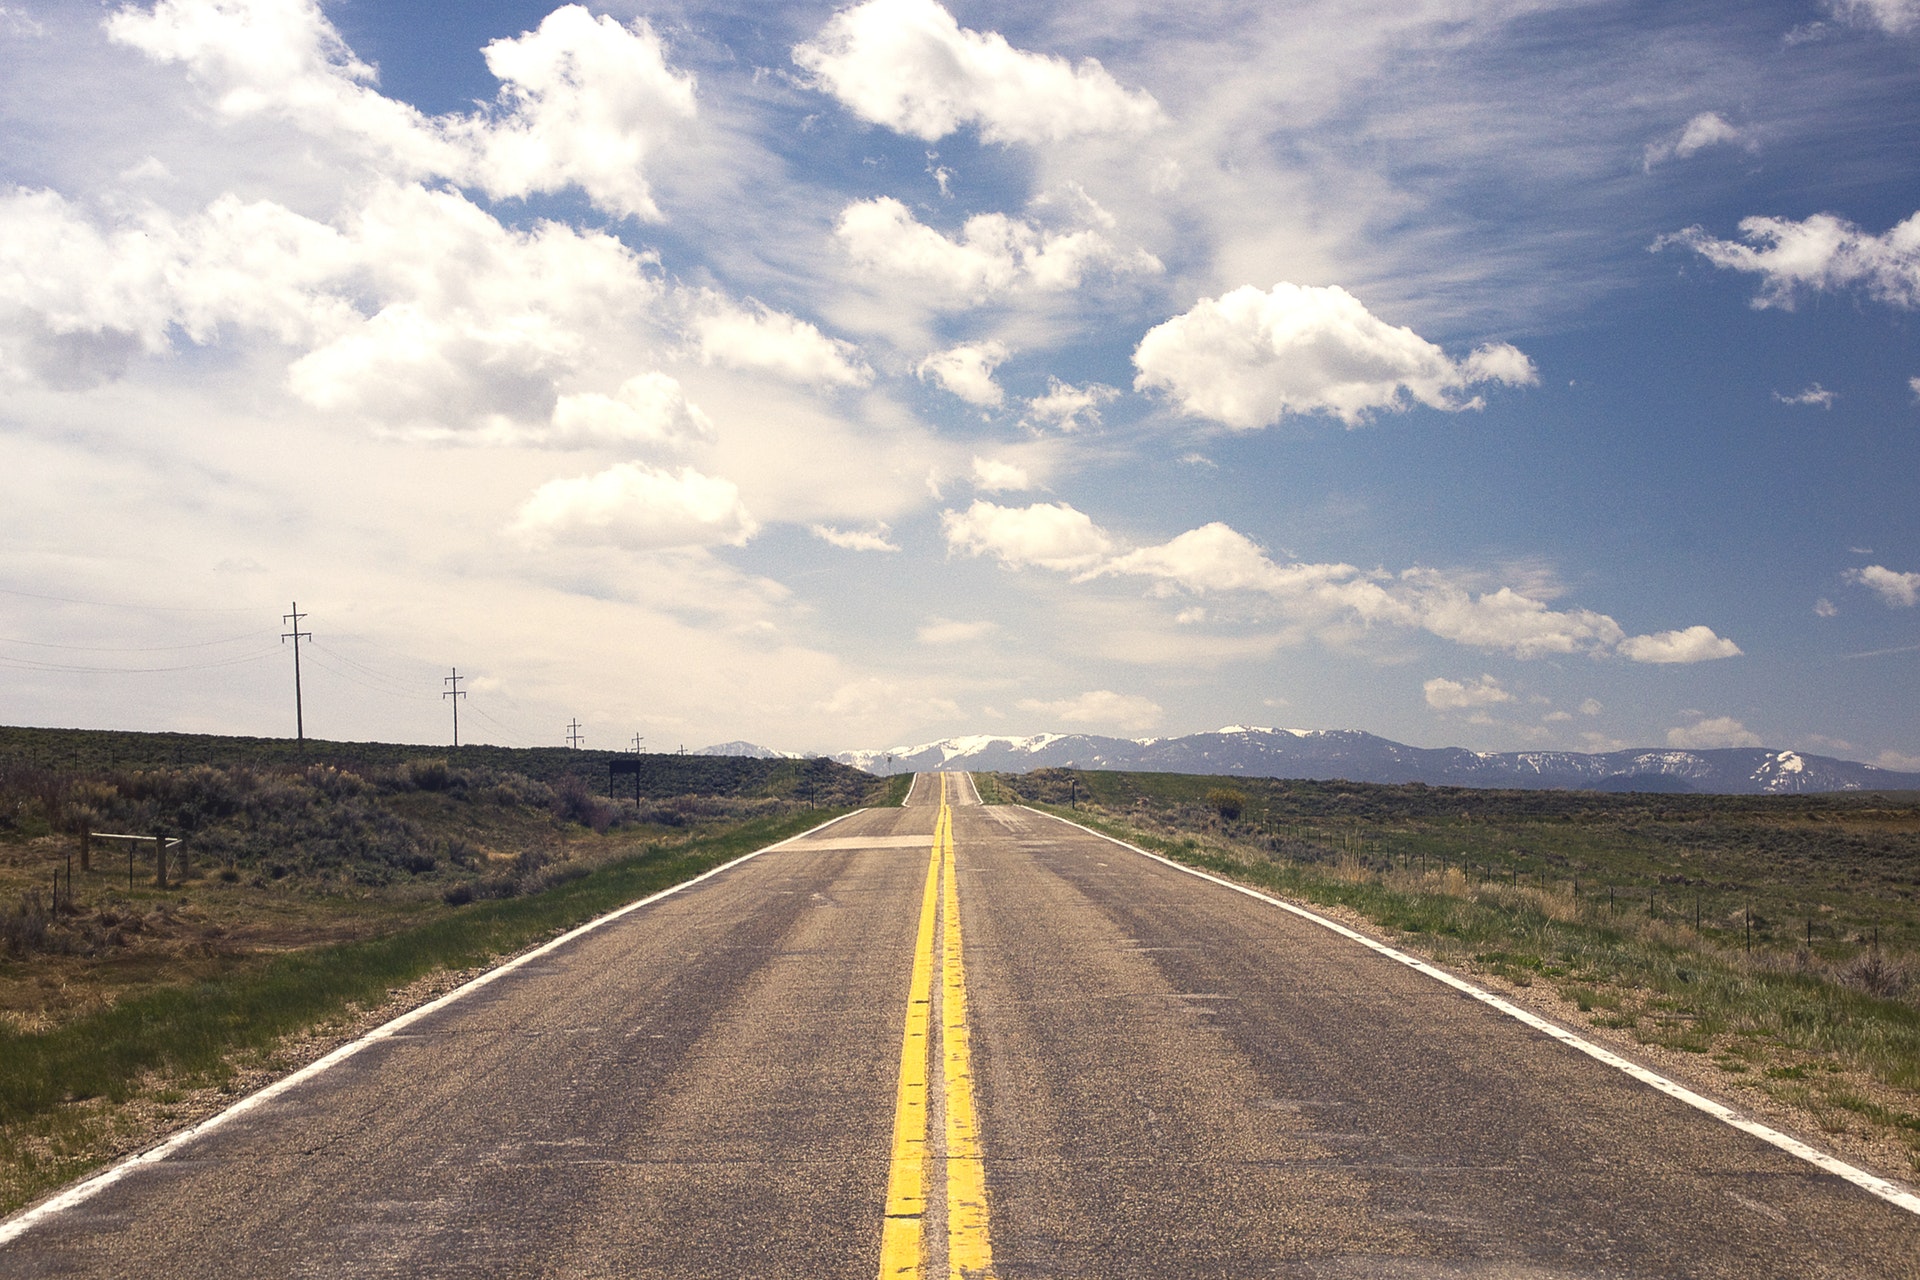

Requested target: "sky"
[{"left": 0, "top": 0, "right": 1917, "bottom": 763}]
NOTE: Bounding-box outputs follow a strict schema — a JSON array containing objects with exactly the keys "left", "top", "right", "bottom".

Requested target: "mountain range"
[{"left": 706, "top": 726, "right": 1920, "bottom": 795}]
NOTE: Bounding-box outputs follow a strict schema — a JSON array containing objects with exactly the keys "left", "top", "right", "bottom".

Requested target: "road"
[{"left": 3, "top": 772, "right": 1917, "bottom": 1277}]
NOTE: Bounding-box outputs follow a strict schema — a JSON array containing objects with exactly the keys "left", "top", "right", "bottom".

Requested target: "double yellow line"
[{"left": 879, "top": 774, "right": 995, "bottom": 1279}]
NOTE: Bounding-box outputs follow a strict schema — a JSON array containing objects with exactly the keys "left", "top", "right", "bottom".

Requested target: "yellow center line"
[
  {"left": 941, "top": 781, "right": 995, "bottom": 1277},
  {"left": 878, "top": 774, "right": 996, "bottom": 1280},
  {"left": 878, "top": 779, "right": 945, "bottom": 1278}
]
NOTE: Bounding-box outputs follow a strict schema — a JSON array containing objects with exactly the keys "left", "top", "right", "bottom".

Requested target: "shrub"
[{"left": 1207, "top": 787, "right": 1247, "bottom": 821}]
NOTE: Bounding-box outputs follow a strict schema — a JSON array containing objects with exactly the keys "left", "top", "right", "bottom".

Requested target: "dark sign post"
[{"left": 610, "top": 756, "right": 642, "bottom": 803}]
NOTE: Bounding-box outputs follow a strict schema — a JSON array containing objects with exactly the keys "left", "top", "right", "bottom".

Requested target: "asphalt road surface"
[{"left": 4, "top": 772, "right": 1918, "bottom": 1278}]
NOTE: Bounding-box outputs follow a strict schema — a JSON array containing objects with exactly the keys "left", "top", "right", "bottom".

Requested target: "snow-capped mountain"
[
  {"left": 694, "top": 740, "right": 803, "bottom": 760},
  {"left": 831, "top": 727, "right": 1920, "bottom": 795}
]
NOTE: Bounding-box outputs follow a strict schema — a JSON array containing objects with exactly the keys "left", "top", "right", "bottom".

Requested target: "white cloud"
[
  {"left": 1658, "top": 212, "right": 1920, "bottom": 310},
  {"left": 282, "top": 183, "right": 662, "bottom": 435},
  {"left": 1849, "top": 564, "right": 1920, "bottom": 606},
  {"left": 689, "top": 295, "right": 872, "bottom": 388},
  {"left": 1773, "top": 383, "right": 1836, "bottom": 408},
  {"left": 835, "top": 196, "right": 1160, "bottom": 304},
  {"left": 1824, "top": 0, "right": 1920, "bottom": 35},
  {"left": 918, "top": 340, "right": 1008, "bottom": 406},
  {"left": 941, "top": 499, "right": 1114, "bottom": 571},
  {"left": 810, "top": 522, "right": 900, "bottom": 552},
  {"left": 109, "top": 1, "right": 696, "bottom": 222},
  {"left": 1643, "top": 112, "right": 1750, "bottom": 171},
  {"left": 1667, "top": 715, "right": 1763, "bottom": 749},
  {"left": 0, "top": 173, "right": 678, "bottom": 439},
  {"left": 1022, "top": 378, "right": 1119, "bottom": 432},
  {"left": 970, "top": 455, "right": 1031, "bottom": 492},
  {"left": 1016, "top": 689, "right": 1162, "bottom": 733},
  {"left": 511, "top": 462, "right": 757, "bottom": 550},
  {"left": 1815, "top": 597, "right": 1839, "bottom": 617},
  {"left": 792, "top": 0, "right": 1162, "bottom": 145},
  {"left": 1061, "top": 519, "right": 1737, "bottom": 663},
  {"left": 1579, "top": 697, "right": 1604, "bottom": 716},
  {"left": 1424, "top": 674, "right": 1513, "bottom": 710},
  {"left": 1877, "top": 747, "right": 1920, "bottom": 772},
  {"left": 917, "top": 617, "right": 996, "bottom": 645},
  {"left": 464, "top": 6, "right": 697, "bottom": 222},
  {"left": 1616, "top": 625, "right": 1745, "bottom": 664},
  {"left": 543, "top": 374, "right": 712, "bottom": 450},
  {"left": 1132, "top": 283, "right": 1536, "bottom": 429},
  {"left": 1909, "top": 375, "right": 1920, "bottom": 402}
]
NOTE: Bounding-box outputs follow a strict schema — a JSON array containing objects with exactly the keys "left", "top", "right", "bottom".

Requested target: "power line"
[
  {"left": 0, "top": 630, "right": 273, "bottom": 653},
  {"left": 467, "top": 703, "right": 538, "bottom": 748},
  {"left": 305, "top": 642, "right": 435, "bottom": 699},
  {"left": 0, "top": 585, "right": 258, "bottom": 613},
  {"left": 0, "top": 649, "right": 279, "bottom": 675}
]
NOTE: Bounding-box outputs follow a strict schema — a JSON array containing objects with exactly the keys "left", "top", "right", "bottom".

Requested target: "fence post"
[
  {"left": 154, "top": 828, "right": 168, "bottom": 890},
  {"left": 80, "top": 828, "right": 91, "bottom": 873}
]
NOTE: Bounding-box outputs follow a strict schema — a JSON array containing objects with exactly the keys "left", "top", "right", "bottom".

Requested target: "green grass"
[{"left": 0, "top": 805, "right": 852, "bottom": 1211}]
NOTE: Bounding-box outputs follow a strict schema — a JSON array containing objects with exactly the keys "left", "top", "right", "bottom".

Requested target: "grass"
[
  {"left": 994, "top": 768, "right": 1920, "bottom": 1176},
  {"left": 0, "top": 805, "right": 855, "bottom": 1213}
]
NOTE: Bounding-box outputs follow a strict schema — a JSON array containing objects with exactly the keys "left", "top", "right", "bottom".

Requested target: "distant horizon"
[{"left": 7, "top": 718, "right": 1916, "bottom": 779}]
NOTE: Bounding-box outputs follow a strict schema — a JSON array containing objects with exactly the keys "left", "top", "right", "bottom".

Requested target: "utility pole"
[
  {"left": 631, "top": 733, "right": 645, "bottom": 753},
  {"left": 566, "top": 719, "right": 585, "bottom": 749},
  {"left": 281, "top": 603, "right": 311, "bottom": 743},
  {"left": 444, "top": 668, "right": 466, "bottom": 747}
]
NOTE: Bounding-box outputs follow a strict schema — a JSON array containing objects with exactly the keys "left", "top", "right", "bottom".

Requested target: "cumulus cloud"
[
  {"left": 463, "top": 6, "right": 697, "bottom": 222},
  {"left": 109, "top": 1, "right": 696, "bottom": 221},
  {"left": 1022, "top": 378, "right": 1119, "bottom": 432},
  {"left": 1016, "top": 689, "right": 1162, "bottom": 732},
  {"left": 792, "top": 0, "right": 1162, "bottom": 145},
  {"left": 917, "top": 617, "right": 996, "bottom": 645},
  {"left": 544, "top": 373, "right": 712, "bottom": 450},
  {"left": 970, "top": 456, "right": 1031, "bottom": 491},
  {"left": 1643, "top": 112, "right": 1750, "bottom": 171},
  {"left": 1773, "top": 384, "right": 1836, "bottom": 408},
  {"left": 1667, "top": 715, "right": 1763, "bottom": 749},
  {"left": 941, "top": 499, "right": 1114, "bottom": 571},
  {"left": 811, "top": 522, "right": 900, "bottom": 552},
  {"left": 970, "top": 513, "right": 1740, "bottom": 664},
  {"left": 0, "top": 174, "right": 675, "bottom": 437},
  {"left": 1849, "top": 564, "right": 1920, "bottom": 606},
  {"left": 918, "top": 340, "right": 1008, "bottom": 406},
  {"left": 835, "top": 196, "right": 1160, "bottom": 304},
  {"left": 1132, "top": 283, "right": 1536, "bottom": 429},
  {"left": 511, "top": 462, "right": 757, "bottom": 550},
  {"left": 1824, "top": 0, "right": 1920, "bottom": 35},
  {"left": 689, "top": 295, "right": 872, "bottom": 387},
  {"left": 1424, "top": 675, "right": 1513, "bottom": 710},
  {"left": 1658, "top": 212, "right": 1920, "bottom": 310},
  {"left": 282, "top": 183, "right": 662, "bottom": 434},
  {"left": 1616, "top": 625, "right": 1745, "bottom": 664}
]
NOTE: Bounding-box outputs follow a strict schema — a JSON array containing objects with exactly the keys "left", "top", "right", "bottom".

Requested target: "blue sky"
[{"left": 1, "top": 0, "right": 1916, "bottom": 762}]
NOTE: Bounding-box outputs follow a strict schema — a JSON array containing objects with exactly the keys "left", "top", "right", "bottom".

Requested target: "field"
[
  {"left": 0, "top": 725, "right": 900, "bottom": 1211},
  {"left": 986, "top": 768, "right": 1920, "bottom": 1178}
]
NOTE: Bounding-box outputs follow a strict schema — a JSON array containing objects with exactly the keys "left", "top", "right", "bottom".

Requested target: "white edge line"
[
  {"left": 1023, "top": 806, "right": 1920, "bottom": 1219},
  {"left": 0, "top": 808, "right": 867, "bottom": 1247}
]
